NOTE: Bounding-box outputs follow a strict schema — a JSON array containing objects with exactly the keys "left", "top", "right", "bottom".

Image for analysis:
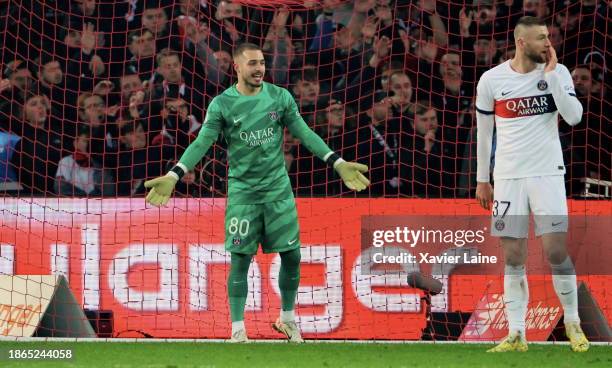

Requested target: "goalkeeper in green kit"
[{"left": 144, "top": 43, "right": 370, "bottom": 343}]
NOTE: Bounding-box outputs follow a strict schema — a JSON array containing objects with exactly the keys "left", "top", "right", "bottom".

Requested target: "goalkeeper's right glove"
[{"left": 144, "top": 174, "right": 178, "bottom": 207}]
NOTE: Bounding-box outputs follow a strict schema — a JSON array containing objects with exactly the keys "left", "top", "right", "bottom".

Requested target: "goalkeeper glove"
[
  {"left": 144, "top": 174, "right": 178, "bottom": 206},
  {"left": 335, "top": 160, "right": 370, "bottom": 191}
]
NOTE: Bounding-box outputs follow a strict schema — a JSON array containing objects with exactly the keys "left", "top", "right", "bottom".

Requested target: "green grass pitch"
[{"left": 0, "top": 341, "right": 610, "bottom": 368}]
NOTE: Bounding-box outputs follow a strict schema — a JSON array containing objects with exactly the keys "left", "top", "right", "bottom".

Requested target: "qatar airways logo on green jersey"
[{"left": 239, "top": 127, "right": 278, "bottom": 147}]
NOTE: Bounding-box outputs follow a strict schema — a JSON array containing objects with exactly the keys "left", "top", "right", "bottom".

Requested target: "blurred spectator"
[
  {"left": 522, "top": 0, "right": 549, "bottom": 19},
  {"left": 116, "top": 121, "right": 169, "bottom": 196},
  {"left": 64, "top": 21, "right": 109, "bottom": 91},
  {"left": 458, "top": 0, "right": 509, "bottom": 42},
  {"left": 291, "top": 66, "right": 330, "bottom": 123},
  {"left": 380, "top": 60, "right": 404, "bottom": 93},
  {"left": 284, "top": 130, "right": 299, "bottom": 172},
  {"left": 548, "top": 23, "right": 563, "bottom": 55},
  {"left": 176, "top": 0, "right": 209, "bottom": 18},
  {"left": 118, "top": 70, "right": 146, "bottom": 110},
  {"left": 34, "top": 52, "right": 80, "bottom": 127},
  {"left": 561, "top": 65, "right": 610, "bottom": 195},
  {"left": 572, "top": 65, "right": 599, "bottom": 100},
  {"left": 141, "top": 0, "right": 181, "bottom": 52},
  {"left": 35, "top": 54, "right": 62, "bottom": 90},
  {"left": 462, "top": 34, "right": 498, "bottom": 82},
  {"left": 178, "top": 16, "right": 225, "bottom": 88},
  {"left": 261, "top": 7, "right": 295, "bottom": 86},
  {"left": 10, "top": 89, "right": 62, "bottom": 195},
  {"left": 403, "top": 30, "right": 440, "bottom": 98},
  {"left": 310, "top": 99, "right": 357, "bottom": 195},
  {"left": 55, "top": 124, "right": 115, "bottom": 196},
  {"left": 155, "top": 96, "right": 202, "bottom": 157},
  {"left": 433, "top": 52, "right": 472, "bottom": 129},
  {"left": 316, "top": 2, "right": 376, "bottom": 92},
  {"left": 350, "top": 37, "right": 395, "bottom": 99},
  {"left": 388, "top": 71, "right": 414, "bottom": 120},
  {"left": 73, "top": 0, "right": 96, "bottom": 17},
  {"left": 400, "top": 0, "right": 449, "bottom": 49},
  {"left": 213, "top": 50, "right": 233, "bottom": 86},
  {"left": 495, "top": 41, "right": 516, "bottom": 64},
  {"left": 357, "top": 92, "right": 403, "bottom": 197},
  {"left": 432, "top": 52, "right": 472, "bottom": 197},
  {"left": 0, "top": 60, "right": 33, "bottom": 111},
  {"left": 126, "top": 29, "right": 157, "bottom": 82},
  {"left": 76, "top": 92, "right": 119, "bottom": 166},
  {"left": 400, "top": 101, "right": 442, "bottom": 198},
  {"left": 210, "top": 0, "right": 247, "bottom": 51},
  {"left": 151, "top": 48, "right": 206, "bottom": 122},
  {"left": 307, "top": 0, "right": 351, "bottom": 52},
  {"left": 35, "top": 55, "right": 63, "bottom": 90}
]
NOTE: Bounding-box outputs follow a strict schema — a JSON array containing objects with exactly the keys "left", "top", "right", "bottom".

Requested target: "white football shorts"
[{"left": 491, "top": 175, "right": 568, "bottom": 238}]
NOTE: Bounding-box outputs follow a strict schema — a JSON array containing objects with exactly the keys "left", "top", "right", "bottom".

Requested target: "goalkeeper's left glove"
[
  {"left": 144, "top": 174, "right": 178, "bottom": 207},
  {"left": 335, "top": 160, "right": 370, "bottom": 191}
]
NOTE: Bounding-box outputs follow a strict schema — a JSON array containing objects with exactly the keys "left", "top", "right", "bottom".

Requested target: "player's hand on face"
[
  {"left": 144, "top": 175, "right": 178, "bottom": 207},
  {"left": 544, "top": 44, "right": 557, "bottom": 73},
  {"left": 336, "top": 161, "right": 370, "bottom": 192},
  {"left": 475, "top": 182, "right": 494, "bottom": 210}
]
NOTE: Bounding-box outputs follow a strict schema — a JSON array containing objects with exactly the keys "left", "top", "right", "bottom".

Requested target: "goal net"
[{"left": 0, "top": 0, "right": 609, "bottom": 340}]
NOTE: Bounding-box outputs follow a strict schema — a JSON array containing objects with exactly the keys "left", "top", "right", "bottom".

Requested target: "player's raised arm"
[
  {"left": 543, "top": 45, "right": 583, "bottom": 126},
  {"left": 144, "top": 98, "right": 224, "bottom": 206},
  {"left": 282, "top": 89, "right": 370, "bottom": 191},
  {"left": 475, "top": 73, "right": 494, "bottom": 210}
]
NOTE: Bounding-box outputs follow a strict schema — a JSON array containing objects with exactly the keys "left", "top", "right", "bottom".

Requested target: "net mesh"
[{"left": 0, "top": 0, "right": 610, "bottom": 340}]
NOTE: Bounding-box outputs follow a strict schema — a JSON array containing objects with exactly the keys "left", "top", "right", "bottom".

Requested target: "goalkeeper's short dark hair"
[{"left": 232, "top": 42, "right": 261, "bottom": 60}]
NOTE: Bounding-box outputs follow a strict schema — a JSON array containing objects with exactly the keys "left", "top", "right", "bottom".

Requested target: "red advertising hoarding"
[{"left": 0, "top": 199, "right": 609, "bottom": 339}]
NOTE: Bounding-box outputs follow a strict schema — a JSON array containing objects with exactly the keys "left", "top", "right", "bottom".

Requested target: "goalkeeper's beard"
[
  {"left": 245, "top": 75, "right": 263, "bottom": 88},
  {"left": 244, "top": 79, "right": 261, "bottom": 89}
]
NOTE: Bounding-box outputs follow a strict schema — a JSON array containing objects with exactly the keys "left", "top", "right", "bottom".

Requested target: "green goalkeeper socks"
[
  {"left": 227, "top": 249, "right": 301, "bottom": 324},
  {"left": 279, "top": 248, "right": 301, "bottom": 312},
  {"left": 227, "top": 252, "right": 253, "bottom": 323}
]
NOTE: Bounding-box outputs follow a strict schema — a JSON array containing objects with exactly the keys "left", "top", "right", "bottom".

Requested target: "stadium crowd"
[{"left": 0, "top": 0, "right": 609, "bottom": 198}]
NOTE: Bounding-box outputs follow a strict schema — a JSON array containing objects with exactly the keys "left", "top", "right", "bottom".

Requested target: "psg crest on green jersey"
[{"left": 269, "top": 111, "right": 279, "bottom": 121}]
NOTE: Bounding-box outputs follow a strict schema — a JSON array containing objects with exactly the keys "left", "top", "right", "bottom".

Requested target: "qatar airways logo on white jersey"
[{"left": 495, "top": 94, "right": 557, "bottom": 118}]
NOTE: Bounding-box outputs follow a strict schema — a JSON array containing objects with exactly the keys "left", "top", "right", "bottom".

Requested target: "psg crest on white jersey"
[{"left": 537, "top": 80, "right": 548, "bottom": 91}]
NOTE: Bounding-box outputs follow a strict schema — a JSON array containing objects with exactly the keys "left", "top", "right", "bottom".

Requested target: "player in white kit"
[{"left": 475, "top": 16, "right": 589, "bottom": 352}]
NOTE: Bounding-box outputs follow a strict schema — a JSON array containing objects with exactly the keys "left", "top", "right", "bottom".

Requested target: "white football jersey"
[{"left": 476, "top": 60, "right": 577, "bottom": 180}]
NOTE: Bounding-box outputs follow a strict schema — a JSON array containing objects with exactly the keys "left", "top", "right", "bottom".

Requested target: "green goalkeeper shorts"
[{"left": 225, "top": 198, "right": 301, "bottom": 255}]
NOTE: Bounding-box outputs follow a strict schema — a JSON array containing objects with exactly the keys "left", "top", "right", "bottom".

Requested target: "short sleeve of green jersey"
[
  {"left": 178, "top": 97, "right": 224, "bottom": 170},
  {"left": 281, "top": 89, "right": 333, "bottom": 161}
]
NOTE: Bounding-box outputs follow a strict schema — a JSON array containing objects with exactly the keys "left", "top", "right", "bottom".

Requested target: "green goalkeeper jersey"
[{"left": 178, "top": 82, "right": 333, "bottom": 205}]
